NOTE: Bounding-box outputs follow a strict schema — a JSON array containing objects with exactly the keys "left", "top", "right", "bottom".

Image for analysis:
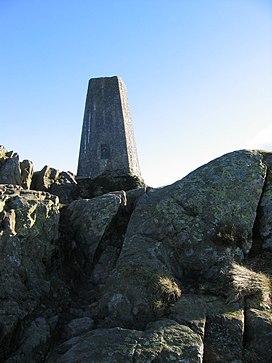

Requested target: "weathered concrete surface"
[
  {"left": 77, "top": 173, "right": 145, "bottom": 199},
  {"left": 77, "top": 76, "right": 141, "bottom": 179}
]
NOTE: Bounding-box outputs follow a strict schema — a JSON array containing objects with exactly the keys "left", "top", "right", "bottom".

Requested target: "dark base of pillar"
[{"left": 76, "top": 173, "right": 145, "bottom": 199}]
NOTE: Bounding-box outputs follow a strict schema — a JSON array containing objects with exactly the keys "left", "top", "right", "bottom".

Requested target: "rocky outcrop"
[
  {"left": 0, "top": 146, "right": 21, "bottom": 185},
  {"left": 47, "top": 319, "right": 203, "bottom": 363},
  {"left": 0, "top": 185, "right": 60, "bottom": 361},
  {"left": 66, "top": 191, "right": 128, "bottom": 283},
  {"left": 97, "top": 150, "right": 267, "bottom": 329},
  {"left": 1, "top": 148, "right": 272, "bottom": 362},
  {"left": 31, "top": 166, "right": 78, "bottom": 204},
  {"left": 0, "top": 146, "right": 78, "bottom": 203},
  {"left": 256, "top": 153, "right": 272, "bottom": 252},
  {"left": 20, "top": 159, "right": 34, "bottom": 190}
]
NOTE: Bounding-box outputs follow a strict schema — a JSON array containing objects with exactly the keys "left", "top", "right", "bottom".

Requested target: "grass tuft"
[{"left": 227, "top": 263, "right": 271, "bottom": 303}]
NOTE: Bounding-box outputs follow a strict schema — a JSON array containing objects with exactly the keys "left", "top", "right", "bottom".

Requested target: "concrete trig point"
[{"left": 77, "top": 76, "right": 144, "bottom": 196}]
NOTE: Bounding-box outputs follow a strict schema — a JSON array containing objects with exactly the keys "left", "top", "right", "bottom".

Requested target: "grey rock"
[
  {"left": 67, "top": 191, "right": 127, "bottom": 281},
  {"left": 31, "top": 166, "right": 78, "bottom": 203},
  {"left": 65, "top": 317, "right": 94, "bottom": 338},
  {"left": 244, "top": 307, "right": 272, "bottom": 362},
  {"left": 0, "top": 157, "right": 21, "bottom": 185},
  {"left": 6, "top": 317, "right": 51, "bottom": 363},
  {"left": 47, "top": 319, "right": 203, "bottom": 363},
  {"left": 1, "top": 147, "right": 272, "bottom": 363},
  {"left": 258, "top": 153, "right": 272, "bottom": 251},
  {"left": 0, "top": 185, "right": 60, "bottom": 360},
  {"left": 20, "top": 159, "right": 34, "bottom": 190},
  {"left": 98, "top": 150, "right": 266, "bottom": 328},
  {"left": 0, "top": 147, "right": 34, "bottom": 189},
  {"left": 170, "top": 295, "right": 244, "bottom": 362}
]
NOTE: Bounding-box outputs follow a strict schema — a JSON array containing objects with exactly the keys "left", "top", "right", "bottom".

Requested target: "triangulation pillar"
[{"left": 77, "top": 76, "right": 144, "bottom": 197}]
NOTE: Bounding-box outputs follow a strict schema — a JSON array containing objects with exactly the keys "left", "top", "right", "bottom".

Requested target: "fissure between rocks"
[
  {"left": 91, "top": 200, "right": 134, "bottom": 276},
  {"left": 250, "top": 184, "right": 267, "bottom": 258}
]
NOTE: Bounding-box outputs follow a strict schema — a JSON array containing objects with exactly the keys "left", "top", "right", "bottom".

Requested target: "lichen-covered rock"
[
  {"left": 47, "top": 319, "right": 203, "bottom": 363},
  {"left": 67, "top": 191, "right": 128, "bottom": 283},
  {"left": 170, "top": 294, "right": 244, "bottom": 362},
  {"left": 98, "top": 150, "right": 266, "bottom": 328},
  {"left": 31, "top": 165, "right": 78, "bottom": 203},
  {"left": 1, "top": 148, "right": 272, "bottom": 362},
  {"left": 0, "top": 185, "right": 60, "bottom": 360},
  {"left": 244, "top": 307, "right": 272, "bottom": 363},
  {"left": 135, "top": 319, "right": 203, "bottom": 362}
]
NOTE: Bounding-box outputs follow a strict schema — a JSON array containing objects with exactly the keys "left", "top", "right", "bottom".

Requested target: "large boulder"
[
  {"left": 47, "top": 319, "right": 203, "bottom": 363},
  {"left": 98, "top": 150, "right": 267, "bottom": 328}
]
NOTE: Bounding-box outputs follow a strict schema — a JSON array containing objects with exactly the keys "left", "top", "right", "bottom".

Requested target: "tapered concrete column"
[{"left": 77, "top": 76, "right": 141, "bottom": 180}]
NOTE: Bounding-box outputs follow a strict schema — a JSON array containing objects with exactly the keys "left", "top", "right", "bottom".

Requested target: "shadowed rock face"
[
  {"left": 0, "top": 185, "right": 60, "bottom": 362},
  {"left": 1, "top": 148, "right": 272, "bottom": 363}
]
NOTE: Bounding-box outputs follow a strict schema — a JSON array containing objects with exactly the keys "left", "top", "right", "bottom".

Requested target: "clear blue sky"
[{"left": 1, "top": 0, "right": 272, "bottom": 187}]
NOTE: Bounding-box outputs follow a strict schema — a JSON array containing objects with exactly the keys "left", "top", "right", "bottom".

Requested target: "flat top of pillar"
[{"left": 89, "top": 75, "right": 123, "bottom": 83}]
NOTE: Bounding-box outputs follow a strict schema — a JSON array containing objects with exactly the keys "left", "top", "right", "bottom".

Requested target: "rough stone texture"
[
  {"left": 257, "top": 152, "right": 272, "bottom": 252},
  {"left": 0, "top": 185, "right": 60, "bottom": 361},
  {"left": 244, "top": 307, "right": 272, "bottom": 362},
  {"left": 6, "top": 317, "right": 51, "bottom": 363},
  {"left": 0, "top": 145, "right": 6, "bottom": 159},
  {"left": 77, "top": 76, "right": 141, "bottom": 180},
  {"left": 65, "top": 317, "right": 94, "bottom": 339},
  {"left": 31, "top": 165, "right": 78, "bottom": 204},
  {"left": 66, "top": 191, "right": 128, "bottom": 284},
  {"left": 1, "top": 148, "right": 272, "bottom": 362},
  {"left": 98, "top": 150, "right": 266, "bottom": 328},
  {"left": 20, "top": 159, "right": 34, "bottom": 190},
  {"left": 47, "top": 319, "right": 203, "bottom": 363},
  {"left": 170, "top": 295, "right": 244, "bottom": 362},
  {"left": 0, "top": 151, "right": 21, "bottom": 185}
]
